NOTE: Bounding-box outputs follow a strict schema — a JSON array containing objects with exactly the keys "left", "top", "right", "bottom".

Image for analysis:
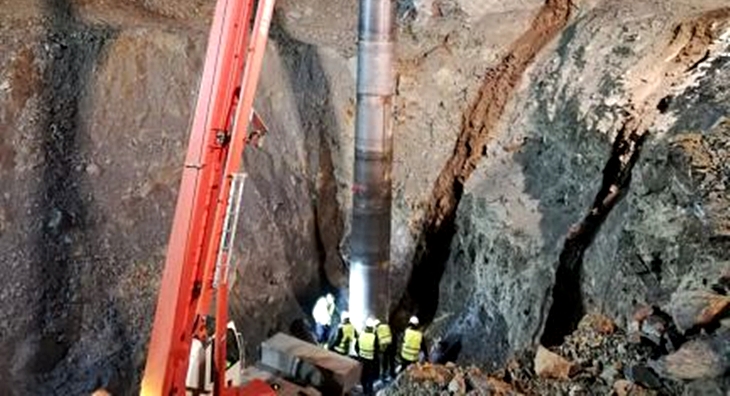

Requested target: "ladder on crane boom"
[{"left": 140, "top": 0, "right": 276, "bottom": 394}]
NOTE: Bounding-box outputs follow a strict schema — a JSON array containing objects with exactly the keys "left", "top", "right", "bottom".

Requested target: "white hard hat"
[
  {"left": 373, "top": 318, "right": 381, "bottom": 326},
  {"left": 365, "top": 317, "right": 377, "bottom": 328},
  {"left": 409, "top": 316, "right": 419, "bottom": 326},
  {"left": 341, "top": 311, "right": 350, "bottom": 321}
]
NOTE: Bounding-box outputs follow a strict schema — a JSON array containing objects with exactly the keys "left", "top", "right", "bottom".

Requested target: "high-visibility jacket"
[
  {"left": 376, "top": 323, "right": 392, "bottom": 349},
  {"left": 358, "top": 331, "right": 376, "bottom": 360},
  {"left": 400, "top": 328, "right": 423, "bottom": 362},
  {"left": 334, "top": 323, "right": 356, "bottom": 354}
]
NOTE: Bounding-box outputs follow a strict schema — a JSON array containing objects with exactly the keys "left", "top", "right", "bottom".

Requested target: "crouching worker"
[{"left": 328, "top": 311, "right": 356, "bottom": 355}]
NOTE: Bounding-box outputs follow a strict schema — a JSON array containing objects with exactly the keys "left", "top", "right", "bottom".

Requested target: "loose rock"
[
  {"left": 640, "top": 315, "right": 667, "bottom": 346},
  {"left": 668, "top": 290, "right": 730, "bottom": 332},
  {"left": 407, "top": 363, "right": 453, "bottom": 387},
  {"left": 579, "top": 313, "right": 616, "bottom": 335},
  {"left": 568, "top": 384, "right": 587, "bottom": 396},
  {"left": 485, "top": 377, "right": 521, "bottom": 396},
  {"left": 624, "top": 364, "right": 662, "bottom": 390},
  {"left": 653, "top": 334, "right": 730, "bottom": 380},
  {"left": 614, "top": 380, "right": 632, "bottom": 396},
  {"left": 534, "top": 346, "right": 577, "bottom": 380},
  {"left": 383, "top": 363, "right": 522, "bottom": 396},
  {"left": 465, "top": 367, "right": 522, "bottom": 396},
  {"left": 633, "top": 305, "right": 654, "bottom": 323},
  {"left": 613, "top": 380, "right": 654, "bottom": 396},
  {"left": 600, "top": 365, "right": 620, "bottom": 384},
  {"left": 447, "top": 372, "right": 465, "bottom": 394}
]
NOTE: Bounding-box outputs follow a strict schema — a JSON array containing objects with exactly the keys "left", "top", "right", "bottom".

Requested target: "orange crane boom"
[{"left": 140, "top": 0, "right": 275, "bottom": 394}]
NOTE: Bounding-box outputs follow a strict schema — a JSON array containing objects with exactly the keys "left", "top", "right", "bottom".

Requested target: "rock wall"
[
  {"left": 434, "top": 0, "right": 730, "bottom": 374},
  {"left": 0, "top": 1, "right": 348, "bottom": 394}
]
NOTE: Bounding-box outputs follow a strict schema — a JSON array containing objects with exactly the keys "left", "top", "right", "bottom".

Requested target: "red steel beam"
[
  {"left": 140, "top": 0, "right": 270, "bottom": 393},
  {"left": 212, "top": 2, "right": 276, "bottom": 394}
]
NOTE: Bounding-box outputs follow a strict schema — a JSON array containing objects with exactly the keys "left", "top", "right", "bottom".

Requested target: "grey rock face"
[
  {"left": 434, "top": 0, "right": 730, "bottom": 368},
  {"left": 436, "top": 193, "right": 554, "bottom": 366},
  {"left": 583, "top": 37, "right": 730, "bottom": 329}
]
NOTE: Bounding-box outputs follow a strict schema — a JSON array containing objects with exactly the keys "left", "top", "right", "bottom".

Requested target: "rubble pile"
[
  {"left": 381, "top": 362, "right": 522, "bottom": 396},
  {"left": 383, "top": 273, "right": 730, "bottom": 395}
]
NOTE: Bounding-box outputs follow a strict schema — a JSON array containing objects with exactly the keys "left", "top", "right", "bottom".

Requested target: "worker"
[
  {"left": 398, "top": 315, "right": 428, "bottom": 372},
  {"left": 355, "top": 317, "right": 379, "bottom": 395},
  {"left": 374, "top": 318, "right": 395, "bottom": 381},
  {"left": 329, "top": 311, "right": 357, "bottom": 355},
  {"left": 312, "top": 293, "right": 335, "bottom": 345}
]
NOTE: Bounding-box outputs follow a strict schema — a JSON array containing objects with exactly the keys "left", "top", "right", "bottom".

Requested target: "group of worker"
[
  {"left": 329, "top": 313, "right": 427, "bottom": 395},
  {"left": 312, "top": 293, "right": 429, "bottom": 394}
]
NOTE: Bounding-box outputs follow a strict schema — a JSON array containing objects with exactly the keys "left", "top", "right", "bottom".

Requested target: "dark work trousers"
[
  {"left": 315, "top": 323, "right": 330, "bottom": 345},
  {"left": 379, "top": 342, "right": 395, "bottom": 380},
  {"left": 360, "top": 358, "right": 378, "bottom": 395}
]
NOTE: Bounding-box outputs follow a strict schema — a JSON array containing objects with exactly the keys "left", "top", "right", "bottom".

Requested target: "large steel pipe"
[{"left": 348, "top": 0, "right": 395, "bottom": 330}]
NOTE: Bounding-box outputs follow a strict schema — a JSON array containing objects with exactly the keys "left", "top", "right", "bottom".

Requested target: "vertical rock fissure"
[
  {"left": 541, "top": 9, "right": 730, "bottom": 345},
  {"left": 541, "top": 115, "right": 647, "bottom": 346},
  {"left": 395, "top": 0, "right": 573, "bottom": 325}
]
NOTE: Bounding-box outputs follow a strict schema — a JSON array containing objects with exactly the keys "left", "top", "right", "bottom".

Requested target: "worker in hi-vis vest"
[
  {"left": 398, "top": 315, "right": 428, "bottom": 372},
  {"left": 328, "top": 311, "right": 356, "bottom": 355},
  {"left": 355, "top": 317, "right": 380, "bottom": 395},
  {"left": 374, "top": 318, "right": 395, "bottom": 381}
]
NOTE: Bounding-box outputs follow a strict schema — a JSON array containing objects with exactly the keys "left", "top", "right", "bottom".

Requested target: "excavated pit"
[{"left": 3, "top": 0, "right": 730, "bottom": 394}]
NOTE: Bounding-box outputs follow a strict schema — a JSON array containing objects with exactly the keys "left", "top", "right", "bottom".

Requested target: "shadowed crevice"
[
  {"left": 393, "top": 0, "right": 573, "bottom": 329},
  {"left": 541, "top": 118, "right": 647, "bottom": 346}
]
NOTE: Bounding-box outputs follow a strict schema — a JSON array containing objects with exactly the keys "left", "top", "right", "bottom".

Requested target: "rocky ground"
[{"left": 384, "top": 273, "right": 730, "bottom": 395}]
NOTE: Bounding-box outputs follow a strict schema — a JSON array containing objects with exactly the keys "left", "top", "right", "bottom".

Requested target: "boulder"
[
  {"left": 534, "top": 346, "right": 577, "bottom": 380},
  {"left": 652, "top": 333, "right": 730, "bottom": 380},
  {"left": 668, "top": 290, "right": 730, "bottom": 333}
]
